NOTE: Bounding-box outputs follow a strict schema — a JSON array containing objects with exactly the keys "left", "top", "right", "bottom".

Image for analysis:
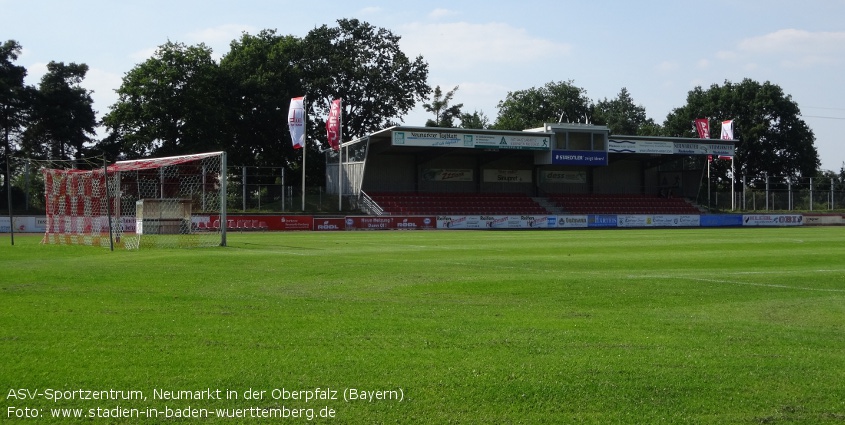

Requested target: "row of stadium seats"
[
  {"left": 367, "top": 192, "right": 702, "bottom": 216},
  {"left": 547, "top": 193, "right": 701, "bottom": 215},
  {"left": 368, "top": 192, "right": 546, "bottom": 216}
]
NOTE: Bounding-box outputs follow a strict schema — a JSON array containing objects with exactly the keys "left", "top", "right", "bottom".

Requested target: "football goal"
[{"left": 42, "top": 151, "right": 227, "bottom": 249}]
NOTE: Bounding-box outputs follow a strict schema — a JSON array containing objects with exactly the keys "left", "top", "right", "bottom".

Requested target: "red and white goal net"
[{"left": 42, "top": 151, "right": 226, "bottom": 249}]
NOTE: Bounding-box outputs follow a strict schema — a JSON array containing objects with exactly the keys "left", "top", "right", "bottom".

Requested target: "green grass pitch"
[{"left": 2, "top": 227, "right": 845, "bottom": 424}]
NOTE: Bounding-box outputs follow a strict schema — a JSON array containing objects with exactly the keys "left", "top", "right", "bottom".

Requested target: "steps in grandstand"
[{"left": 533, "top": 197, "right": 564, "bottom": 215}]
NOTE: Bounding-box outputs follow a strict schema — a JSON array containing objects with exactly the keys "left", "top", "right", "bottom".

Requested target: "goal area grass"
[{"left": 2, "top": 227, "right": 844, "bottom": 423}]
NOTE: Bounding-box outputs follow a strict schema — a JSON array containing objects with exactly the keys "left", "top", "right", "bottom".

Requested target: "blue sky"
[{"left": 6, "top": 0, "right": 845, "bottom": 171}]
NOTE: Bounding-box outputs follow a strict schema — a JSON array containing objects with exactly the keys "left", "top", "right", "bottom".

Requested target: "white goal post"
[{"left": 42, "top": 151, "right": 227, "bottom": 249}]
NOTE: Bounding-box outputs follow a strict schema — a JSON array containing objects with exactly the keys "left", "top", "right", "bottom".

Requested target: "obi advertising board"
[{"left": 742, "top": 214, "right": 804, "bottom": 226}]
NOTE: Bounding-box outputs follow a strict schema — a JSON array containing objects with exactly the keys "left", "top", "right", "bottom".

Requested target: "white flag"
[
  {"left": 288, "top": 96, "right": 306, "bottom": 149},
  {"left": 720, "top": 119, "right": 734, "bottom": 140}
]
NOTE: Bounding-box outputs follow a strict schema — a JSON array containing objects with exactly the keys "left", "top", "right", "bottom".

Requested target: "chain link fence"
[
  {"left": 706, "top": 176, "right": 845, "bottom": 212},
  {"left": 1, "top": 165, "right": 355, "bottom": 215},
  {"left": 4, "top": 165, "right": 844, "bottom": 215}
]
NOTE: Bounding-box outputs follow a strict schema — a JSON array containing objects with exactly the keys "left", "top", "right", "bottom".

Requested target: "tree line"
[{"left": 3, "top": 18, "right": 841, "bottom": 204}]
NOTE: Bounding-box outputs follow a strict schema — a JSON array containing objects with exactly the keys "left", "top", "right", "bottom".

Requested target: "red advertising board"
[
  {"left": 345, "top": 216, "right": 436, "bottom": 230},
  {"left": 313, "top": 217, "right": 346, "bottom": 231},
  {"left": 208, "top": 215, "right": 313, "bottom": 231}
]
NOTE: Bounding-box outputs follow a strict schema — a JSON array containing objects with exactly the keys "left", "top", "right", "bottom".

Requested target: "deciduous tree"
[
  {"left": 101, "top": 41, "right": 224, "bottom": 159},
  {"left": 493, "top": 80, "right": 593, "bottom": 130},
  {"left": 594, "top": 87, "right": 649, "bottom": 135},
  {"left": 663, "top": 79, "right": 819, "bottom": 185},
  {"left": 301, "top": 18, "right": 430, "bottom": 141}
]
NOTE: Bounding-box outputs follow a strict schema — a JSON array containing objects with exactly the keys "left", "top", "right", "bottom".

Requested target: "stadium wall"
[{"left": 5, "top": 213, "right": 833, "bottom": 234}]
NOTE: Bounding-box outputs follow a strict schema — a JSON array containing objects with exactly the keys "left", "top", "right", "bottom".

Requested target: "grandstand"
[{"left": 326, "top": 123, "right": 735, "bottom": 217}]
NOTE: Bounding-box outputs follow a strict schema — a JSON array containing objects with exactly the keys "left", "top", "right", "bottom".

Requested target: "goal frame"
[{"left": 42, "top": 151, "right": 227, "bottom": 249}]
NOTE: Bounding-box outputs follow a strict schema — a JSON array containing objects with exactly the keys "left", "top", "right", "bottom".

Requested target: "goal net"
[{"left": 42, "top": 151, "right": 227, "bottom": 249}]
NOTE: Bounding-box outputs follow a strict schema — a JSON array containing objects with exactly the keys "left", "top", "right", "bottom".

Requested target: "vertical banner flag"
[
  {"left": 694, "top": 118, "right": 710, "bottom": 139},
  {"left": 720, "top": 119, "right": 734, "bottom": 140},
  {"left": 288, "top": 96, "right": 306, "bottom": 149},
  {"left": 719, "top": 120, "right": 734, "bottom": 159},
  {"left": 326, "top": 98, "right": 341, "bottom": 151}
]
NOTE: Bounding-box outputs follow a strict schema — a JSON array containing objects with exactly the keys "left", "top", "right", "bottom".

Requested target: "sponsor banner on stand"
[
  {"left": 0, "top": 216, "right": 49, "bottom": 233},
  {"left": 651, "top": 215, "right": 701, "bottom": 227},
  {"left": 313, "top": 217, "right": 346, "bottom": 231},
  {"left": 345, "top": 216, "right": 435, "bottom": 230},
  {"left": 482, "top": 169, "right": 533, "bottom": 183},
  {"left": 422, "top": 169, "right": 473, "bottom": 182},
  {"left": 437, "top": 215, "right": 548, "bottom": 229},
  {"left": 207, "top": 215, "right": 312, "bottom": 231},
  {"left": 700, "top": 215, "right": 743, "bottom": 227},
  {"left": 673, "top": 142, "right": 735, "bottom": 156},
  {"left": 392, "top": 131, "right": 550, "bottom": 150},
  {"left": 803, "top": 214, "right": 844, "bottom": 225},
  {"left": 438, "top": 215, "right": 493, "bottom": 229},
  {"left": 541, "top": 170, "right": 587, "bottom": 184},
  {"left": 549, "top": 215, "right": 589, "bottom": 228},
  {"left": 608, "top": 139, "right": 675, "bottom": 154},
  {"left": 617, "top": 215, "right": 654, "bottom": 228},
  {"left": 472, "top": 134, "right": 550, "bottom": 150},
  {"left": 552, "top": 150, "right": 608, "bottom": 166},
  {"left": 587, "top": 215, "right": 618, "bottom": 228},
  {"left": 743, "top": 214, "right": 804, "bottom": 226}
]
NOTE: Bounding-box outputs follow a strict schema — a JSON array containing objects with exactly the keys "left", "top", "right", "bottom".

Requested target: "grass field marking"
[{"left": 630, "top": 272, "right": 845, "bottom": 293}]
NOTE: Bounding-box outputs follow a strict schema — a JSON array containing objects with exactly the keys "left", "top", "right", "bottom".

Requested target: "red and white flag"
[
  {"left": 720, "top": 119, "right": 734, "bottom": 140},
  {"left": 694, "top": 118, "right": 710, "bottom": 139},
  {"left": 326, "top": 98, "right": 341, "bottom": 151},
  {"left": 288, "top": 96, "right": 306, "bottom": 149}
]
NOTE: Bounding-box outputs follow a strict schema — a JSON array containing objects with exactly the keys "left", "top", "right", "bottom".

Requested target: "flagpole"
[
  {"left": 707, "top": 156, "right": 711, "bottom": 210},
  {"left": 338, "top": 99, "right": 343, "bottom": 212},
  {"left": 731, "top": 157, "right": 735, "bottom": 211},
  {"left": 301, "top": 96, "right": 306, "bottom": 212}
]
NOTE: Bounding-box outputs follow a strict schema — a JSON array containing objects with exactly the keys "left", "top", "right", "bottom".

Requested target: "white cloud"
[
  {"left": 186, "top": 24, "right": 257, "bottom": 45},
  {"left": 734, "top": 29, "right": 845, "bottom": 68},
  {"left": 82, "top": 67, "right": 123, "bottom": 112},
  {"left": 715, "top": 50, "right": 736, "bottom": 60},
  {"left": 186, "top": 24, "right": 258, "bottom": 59},
  {"left": 429, "top": 8, "right": 458, "bottom": 19},
  {"left": 358, "top": 6, "right": 382, "bottom": 15},
  {"left": 23, "top": 61, "right": 49, "bottom": 85},
  {"left": 656, "top": 61, "right": 679, "bottom": 73},
  {"left": 399, "top": 22, "right": 570, "bottom": 70},
  {"left": 130, "top": 47, "right": 158, "bottom": 62}
]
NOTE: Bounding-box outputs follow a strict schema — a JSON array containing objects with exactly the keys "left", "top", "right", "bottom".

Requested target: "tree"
[
  {"left": 663, "top": 79, "right": 819, "bottom": 185},
  {"left": 1, "top": 40, "right": 31, "bottom": 201},
  {"left": 102, "top": 41, "right": 225, "bottom": 159},
  {"left": 493, "top": 80, "right": 593, "bottom": 130},
  {"left": 459, "top": 110, "right": 490, "bottom": 130},
  {"left": 219, "top": 30, "right": 305, "bottom": 168},
  {"left": 302, "top": 18, "right": 430, "bottom": 142},
  {"left": 22, "top": 61, "right": 96, "bottom": 161},
  {"left": 594, "top": 87, "right": 648, "bottom": 135},
  {"left": 423, "top": 85, "right": 463, "bottom": 127}
]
